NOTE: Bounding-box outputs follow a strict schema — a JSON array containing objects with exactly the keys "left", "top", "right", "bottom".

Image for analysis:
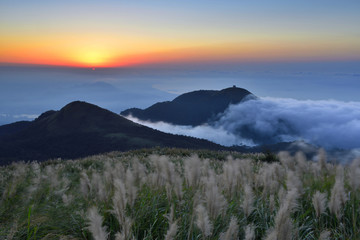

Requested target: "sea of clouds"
[{"left": 125, "top": 97, "right": 360, "bottom": 150}]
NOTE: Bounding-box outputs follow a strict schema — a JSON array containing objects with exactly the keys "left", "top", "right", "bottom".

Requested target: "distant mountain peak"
[
  {"left": 61, "top": 100, "right": 101, "bottom": 112},
  {"left": 121, "top": 87, "right": 254, "bottom": 126}
]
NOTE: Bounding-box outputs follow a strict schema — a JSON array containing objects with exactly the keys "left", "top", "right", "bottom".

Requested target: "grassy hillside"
[{"left": 1, "top": 148, "right": 359, "bottom": 239}]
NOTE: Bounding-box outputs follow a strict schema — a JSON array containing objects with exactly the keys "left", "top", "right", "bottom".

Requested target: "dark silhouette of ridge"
[
  {"left": 0, "top": 101, "right": 225, "bottom": 164},
  {"left": 121, "top": 86, "right": 254, "bottom": 125}
]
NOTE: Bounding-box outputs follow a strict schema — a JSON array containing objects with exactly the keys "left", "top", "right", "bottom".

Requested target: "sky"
[
  {"left": 0, "top": 0, "right": 360, "bottom": 153},
  {"left": 1, "top": 0, "right": 360, "bottom": 67}
]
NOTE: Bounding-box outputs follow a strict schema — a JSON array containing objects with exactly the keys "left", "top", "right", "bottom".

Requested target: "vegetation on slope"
[{"left": 1, "top": 148, "right": 359, "bottom": 239}]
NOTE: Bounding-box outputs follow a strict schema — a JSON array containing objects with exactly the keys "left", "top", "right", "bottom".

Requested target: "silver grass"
[
  {"left": 147, "top": 172, "right": 157, "bottom": 188},
  {"left": 80, "top": 171, "right": 91, "bottom": 198},
  {"left": 114, "top": 217, "right": 133, "bottom": 240},
  {"left": 115, "top": 232, "right": 125, "bottom": 240},
  {"left": 151, "top": 154, "right": 167, "bottom": 185},
  {"left": 125, "top": 169, "right": 137, "bottom": 207},
  {"left": 238, "top": 159, "right": 254, "bottom": 186},
  {"left": 219, "top": 216, "right": 239, "bottom": 240},
  {"left": 164, "top": 221, "right": 178, "bottom": 240},
  {"left": 44, "top": 165, "right": 60, "bottom": 189},
  {"left": 30, "top": 162, "right": 41, "bottom": 180},
  {"left": 195, "top": 204, "right": 213, "bottom": 238},
  {"left": 112, "top": 162, "right": 126, "bottom": 182},
  {"left": 264, "top": 229, "right": 277, "bottom": 240},
  {"left": 113, "top": 179, "right": 127, "bottom": 225},
  {"left": 115, "top": 233, "right": 135, "bottom": 240},
  {"left": 91, "top": 172, "right": 107, "bottom": 202},
  {"left": 273, "top": 203, "right": 293, "bottom": 240},
  {"left": 192, "top": 191, "right": 202, "bottom": 213},
  {"left": 335, "top": 165, "right": 344, "bottom": 182},
  {"left": 329, "top": 177, "right": 348, "bottom": 219},
  {"left": 278, "top": 187, "right": 286, "bottom": 205},
  {"left": 350, "top": 157, "right": 360, "bottom": 168},
  {"left": 27, "top": 166, "right": 41, "bottom": 196},
  {"left": 200, "top": 158, "right": 211, "bottom": 177},
  {"left": 6, "top": 220, "right": 18, "bottom": 240},
  {"left": 310, "top": 161, "right": 322, "bottom": 179},
  {"left": 269, "top": 194, "right": 276, "bottom": 213},
  {"left": 222, "top": 157, "right": 240, "bottom": 197},
  {"left": 204, "top": 174, "right": 227, "bottom": 219},
  {"left": 295, "top": 151, "right": 308, "bottom": 174},
  {"left": 166, "top": 184, "right": 173, "bottom": 202},
  {"left": 286, "top": 170, "right": 303, "bottom": 193},
  {"left": 256, "top": 163, "right": 284, "bottom": 196},
  {"left": 317, "top": 148, "right": 328, "bottom": 172},
  {"left": 151, "top": 154, "right": 177, "bottom": 187},
  {"left": 242, "top": 184, "right": 254, "bottom": 217},
  {"left": 165, "top": 171, "right": 183, "bottom": 201},
  {"left": 312, "top": 191, "right": 327, "bottom": 218},
  {"left": 349, "top": 159, "right": 360, "bottom": 191},
  {"left": 86, "top": 206, "right": 109, "bottom": 240},
  {"left": 12, "top": 161, "right": 27, "bottom": 178},
  {"left": 283, "top": 188, "right": 299, "bottom": 213},
  {"left": 173, "top": 174, "right": 183, "bottom": 200},
  {"left": 319, "top": 230, "right": 331, "bottom": 240},
  {"left": 62, "top": 193, "right": 74, "bottom": 206},
  {"left": 184, "top": 155, "right": 202, "bottom": 187},
  {"left": 131, "top": 157, "right": 147, "bottom": 185},
  {"left": 103, "top": 161, "right": 114, "bottom": 185},
  {"left": 244, "top": 224, "right": 255, "bottom": 240},
  {"left": 200, "top": 167, "right": 216, "bottom": 187},
  {"left": 278, "top": 151, "right": 295, "bottom": 171},
  {"left": 165, "top": 205, "right": 175, "bottom": 224}
]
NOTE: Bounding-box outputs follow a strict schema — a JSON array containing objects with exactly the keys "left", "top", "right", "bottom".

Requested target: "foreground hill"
[
  {"left": 0, "top": 101, "right": 225, "bottom": 164},
  {"left": 121, "top": 86, "right": 253, "bottom": 125}
]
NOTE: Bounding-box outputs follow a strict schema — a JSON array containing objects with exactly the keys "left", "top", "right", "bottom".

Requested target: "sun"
[
  {"left": 78, "top": 51, "right": 109, "bottom": 67},
  {"left": 70, "top": 47, "right": 113, "bottom": 67}
]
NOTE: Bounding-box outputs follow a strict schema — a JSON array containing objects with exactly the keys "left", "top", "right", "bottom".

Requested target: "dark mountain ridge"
[
  {"left": 121, "top": 86, "right": 254, "bottom": 125},
  {"left": 0, "top": 101, "right": 225, "bottom": 164}
]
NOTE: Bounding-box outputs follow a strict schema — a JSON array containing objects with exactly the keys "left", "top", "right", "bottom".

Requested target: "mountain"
[
  {"left": 0, "top": 101, "right": 225, "bottom": 164},
  {"left": 121, "top": 86, "right": 254, "bottom": 125},
  {"left": 0, "top": 121, "right": 31, "bottom": 137}
]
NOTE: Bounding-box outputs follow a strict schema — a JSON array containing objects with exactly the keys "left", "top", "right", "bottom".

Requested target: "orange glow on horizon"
[
  {"left": 1, "top": 1, "right": 359, "bottom": 68},
  {"left": 1, "top": 38, "right": 360, "bottom": 68}
]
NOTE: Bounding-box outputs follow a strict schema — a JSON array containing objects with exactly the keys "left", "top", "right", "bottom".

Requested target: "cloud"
[
  {"left": 125, "top": 115, "right": 255, "bottom": 147},
  {"left": 215, "top": 98, "right": 360, "bottom": 149},
  {"left": 125, "top": 97, "right": 360, "bottom": 150},
  {"left": 13, "top": 114, "right": 39, "bottom": 119}
]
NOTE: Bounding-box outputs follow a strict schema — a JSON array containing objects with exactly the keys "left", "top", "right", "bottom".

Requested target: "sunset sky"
[
  {"left": 1, "top": 0, "right": 360, "bottom": 67},
  {"left": 1, "top": 0, "right": 360, "bottom": 126}
]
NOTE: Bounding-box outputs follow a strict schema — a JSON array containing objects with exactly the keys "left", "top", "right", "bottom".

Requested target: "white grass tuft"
[
  {"left": 195, "top": 204, "right": 213, "bottom": 238},
  {"left": 86, "top": 206, "right": 109, "bottom": 240},
  {"left": 319, "top": 230, "right": 331, "bottom": 240},
  {"left": 242, "top": 184, "right": 254, "bottom": 217},
  {"left": 244, "top": 224, "right": 255, "bottom": 240},
  {"left": 164, "top": 221, "right": 178, "bottom": 240},
  {"left": 184, "top": 155, "right": 202, "bottom": 187},
  {"left": 219, "top": 216, "right": 239, "bottom": 240},
  {"left": 204, "top": 173, "right": 227, "bottom": 219},
  {"left": 312, "top": 191, "right": 327, "bottom": 218},
  {"left": 329, "top": 176, "right": 348, "bottom": 219}
]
